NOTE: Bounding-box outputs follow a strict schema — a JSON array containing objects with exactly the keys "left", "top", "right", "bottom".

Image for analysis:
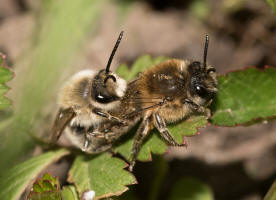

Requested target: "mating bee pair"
[{"left": 52, "top": 31, "right": 218, "bottom": 171}]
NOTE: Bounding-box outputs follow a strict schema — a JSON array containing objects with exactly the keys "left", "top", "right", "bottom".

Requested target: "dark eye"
[
  {"left": 195, "top": 85, "right": 208, "bottom": 97},
  {"left": 95, "top": 92, "right": 118, "bottom": 104}
]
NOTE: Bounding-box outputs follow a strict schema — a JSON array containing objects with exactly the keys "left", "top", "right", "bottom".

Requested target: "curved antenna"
[
  {"left": 203, "top": 35, "right": 209, "bottom": 70},
  {"left": 105, "top": 31, "right": 124, "bottom": 74}
]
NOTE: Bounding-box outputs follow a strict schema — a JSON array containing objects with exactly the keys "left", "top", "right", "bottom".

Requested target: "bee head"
[
  {"left": 92, "top": 70, "right": 126, "bottom": 104},
  {"left": 91, "top": 31, "right": 127, "bottom": 104},
  {"left": 188, "top": 35, "right": 218, "bottom": 105}
]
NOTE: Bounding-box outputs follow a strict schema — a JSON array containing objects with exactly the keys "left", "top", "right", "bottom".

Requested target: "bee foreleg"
[
  {"left": 129, "top": 116, "right": 151, "bottom": 172},
  {"left": 82, "top": 133, "right": 91, "bottom": 151},
  {"left": 154, "top": 112, "right": 187, "bottom": 147},
  {"left": 182, "top": 98, "right": 206, "bottom": 113},
  {"left": 83, "top": 131, "right": 105, "bottom": 151},
  {"left": 92, "top": 108, "right": 125, "bottom": 124}
]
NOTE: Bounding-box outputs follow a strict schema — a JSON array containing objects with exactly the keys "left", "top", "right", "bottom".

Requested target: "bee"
[{"left": 52, "top": 32, "right": 218, "bottom": 171}]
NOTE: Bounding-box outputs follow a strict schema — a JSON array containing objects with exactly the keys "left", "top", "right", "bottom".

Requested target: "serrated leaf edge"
[
  {"left": 0, "top": 149, "right": 69, "bottom": 200},
  {"left": 0, "top": 66, "right": 14, "bottom": 109},
  {"left": 211, "top": 66, "right": 276, "bottom": 127},
  {"left": 67, "top": 153, "right": 136, "bottom": 200}
]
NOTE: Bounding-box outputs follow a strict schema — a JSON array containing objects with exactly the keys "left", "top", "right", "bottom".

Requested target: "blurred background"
[{"left": 0, "top": 0, "right": 276, "bottom": 199}]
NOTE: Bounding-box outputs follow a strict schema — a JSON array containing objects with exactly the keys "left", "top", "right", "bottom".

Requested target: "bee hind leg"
[
  {"left": 129, "top": 115, "right": 151, "bottom": 172},
  {"left": 154, "top": 112, "right": 187, "bottom": 147}
]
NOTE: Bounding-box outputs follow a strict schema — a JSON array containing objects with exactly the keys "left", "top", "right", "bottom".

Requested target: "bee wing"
[
  {"left": 124, "top": 96, "right": 166, "bottom": 119},
  {"left": 51, "top": 107, "right": 76, "bottom": 143}
]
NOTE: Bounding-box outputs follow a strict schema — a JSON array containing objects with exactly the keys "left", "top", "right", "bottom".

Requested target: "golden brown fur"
[{"left": 52, "top": 34, "right": 217, "bottom": 171}]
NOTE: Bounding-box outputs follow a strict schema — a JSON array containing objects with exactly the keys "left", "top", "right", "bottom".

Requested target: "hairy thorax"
[{"left": 158, "top": 99, "right": 192, "bottom": 123}]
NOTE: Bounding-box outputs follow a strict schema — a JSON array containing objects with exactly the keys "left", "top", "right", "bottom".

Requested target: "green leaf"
[
  {"left": 61, "top": 185, "right": 80, "bottom": 200},
  {"left": 211, "top": 67, "right": 276, "bottom": 126},
  {"left": 266, "top": 0, "right": 276, "bottom": 13},
  {"left": 114, "top": 125, "right": 167, "bottom": 161},
  {"left": 28, "top": 192, "right": 61, "bottom": 200},
  {"left": 0, "top": 67, "right": 12, "bottom": 84},
  {"left": 0, "top": 0, "right": 108, "bottom": 175},
  {"left": 115, "top": 115, "right": 207, "bottom": 161},
  {"left": 116, "top": 56, "right": 208, "bottom": 161},
  {"left": 0, "top": 149, "right": 69, "bottom": 200},
  {"left": 68, "top": 153, "right": 136, "bottom": 199},
  {"left": 264, "top": 179, "right": 276, "bottom": 200},
  {"left": 28, "top": 173, "right": 62, "bottom": 200},
  {"left": 116, "top": 55, "right": 168, "bottom": 81},
  {"left": 0, "top": 56, "right": 13, "bottom": 110},
  {"left": 115, "top": 63, "right": 130, "bottom": 80},
  {"left": 169, "top": 177, "right": 214, "bottom": 200},
  {"left": 29, "top": 177, "right": 80, "bottom": 200}
]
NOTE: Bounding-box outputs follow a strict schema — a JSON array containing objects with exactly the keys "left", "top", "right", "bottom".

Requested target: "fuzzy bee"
[{"left": 52, "top": 31, "right": 218, "bottom": 171}]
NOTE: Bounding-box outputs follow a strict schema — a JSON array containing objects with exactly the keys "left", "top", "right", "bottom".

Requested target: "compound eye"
[
  {"left": 195, "top": 85, "right": 208, "bottom": 97},
  {"left": 95, "top": 92, "right": 118, "bottom": 104},
  {"left": 96, "top": 93, "right": 105, "bottom": 101}
]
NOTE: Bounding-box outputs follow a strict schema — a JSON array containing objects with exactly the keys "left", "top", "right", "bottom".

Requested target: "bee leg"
[
  {"left": 154, "top": 112, "right": 187, "bottom": 147},
  {"left": 51, "top": 107, "right": 76, "bottom": 143},
  {"left": 182, "top": 99, "right": 206, "bottom": 113},
  {"left": 90, "top": 130, "right": 116, "bottom": 143},
  {"left": 89, "top": 132, "right": 105, "bottom": 138},
  {"left": 129, "top": 116, "right": 151, "bottom": 172},
  {"left": 92, "top": 108, "right": 125, "bottom": 124},
  {"left": 82, "top": 133, "right": 91, "bottom": 151},
  {"left": 82, "top": 130, "right": 107, "bottom": 151},
  {"left": 82, "top": 132, "right": 113, "bottom": 153}
]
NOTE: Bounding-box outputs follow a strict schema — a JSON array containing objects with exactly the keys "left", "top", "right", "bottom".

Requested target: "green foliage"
[
  {"left": 266, "top": 0, "right": 276, "bottom": 13},
  {"left": 0, "top": 54, "right": 12, "bottom": 110},
  {"left": 0, "top": 0, "right": 108, "bottom": 176},
  {"left": 116, "top": 55, "right": 169, "bottom": 81},
  {"left": 168, "top": 177, "right": 214, "bottom": 200},
  {"left": 211, "top": 67, "right": 276, "bottom": 126},
  {"left": 114, "top": 115, "right": 207, "bottom": 161},
  {"left": 28, "top": 173, "right": 61, "bottom": 200},
  {"left": 68, "top": 153, "right": 136, "bottom": 199},
  {"left": 0, "top": 149, "right": 68, "bottom": 200},
  {"left": 3, "top": 52, "right": 276, "bottom": 199},
  {"left": 28, "top": 173, "right": 80, "bottom": 200},
  {"left": 1, "top": 0, "right": 275, "bottom": 199},
  {"left": 61, "top": 186, "right": 80, "bottom": 200}
]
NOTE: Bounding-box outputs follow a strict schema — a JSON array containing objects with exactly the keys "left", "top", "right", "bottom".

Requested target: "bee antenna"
[
  {"left": 203, "top": 35, "right": 209, "bottom": 70},
  {"left": 105, "top": 31, "right": 124, "bottom": 74}
]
